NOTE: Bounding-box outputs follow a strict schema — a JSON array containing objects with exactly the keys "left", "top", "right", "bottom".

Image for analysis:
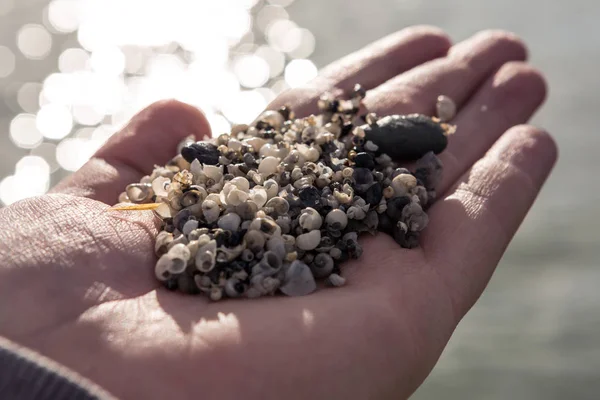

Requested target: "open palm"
[{"left": 0, "top": 26, "right": 556, "bottom": 400}]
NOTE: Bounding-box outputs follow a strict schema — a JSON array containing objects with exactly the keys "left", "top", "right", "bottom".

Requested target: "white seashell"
[
  {"left": 201, "top": 200, "right": 220, "bottom": 223},
  {"left": 263, "top": 179, "right": 279, "bottom": 199},
  {"left": 280, "top": 260, "right": 316, "bottom": 297},
  {"left": 203, "top": 165, "right": 223, "bottom": 182},
  {"left": 325, "top": 209, "right": 348, "bottom": 229},
  {"left": 155, "top": 255, "right": 171, "bottom": 281},
  {"left": 391, "top": 174, "right": 417, "bottom": 197},
  {"left": 182, "top": 219, "right": 199, "bottom": 236},
  {"left": 152, "top": 177, "right": 171, "bottom": 198},
  {"left": 230, "top": 176, "right": 250, "bottom": 192},
  {"left": 296, "top": 230, "right": 321, "bottom": 251},
  {"left": 347, "top": 206, "right": 366, "bottom": 220},
  {"left": 205, "top": 193, "right": 222, "bottom": 205},
  {"left": 267, "top": 236, "right": 286, "bottom": 260},
  {"left": 218, "top": 213, "right": 242, "bottom": 231},
  {"left": 249, "top": 187, "right": 268, "bottom": 208},
  {"left": 244, "top": 230, "right": 266, "bottom": 252},
  {"left": 258, "top": 156, "right": 280, "bottom": 175},
  {"left": 154, "top": 202, "right": 172, "bottom": 219},
  {"left": 298, "top": 207, "right": 323, "bottom": 230},
  {"left": 166, "top": 243, "right": 190, "bottom": 274},
  {"left": 327, "top": 273, "right": 346, "bottom": 287},
  {"left": 154, "top": 231, "right": 173, "bottom": 256},
  {"left": 258, "top": 110, "right": 284, "bottom": 129},
  {"left": 264, "top": 197, "right": 289, "bottom": 215},
  {"left": 228, "top": 139, "right": 243, "bottom": 152},
  {"left": 226, "top": 188, "right": 249, "bottom": 206},
  {"left": 126, "top": 183, "right": 153, "bottom": 203},
  {"left": 195, "top": 240, "right": 217, "bottom": 272},
  {"left": 243, "top": 137, "right": 267, "bottom": 152}
]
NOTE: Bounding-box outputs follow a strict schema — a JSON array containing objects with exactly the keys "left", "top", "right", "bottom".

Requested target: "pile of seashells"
[{"left": 115, "top": 86, "right": 455, "bottom": 300}]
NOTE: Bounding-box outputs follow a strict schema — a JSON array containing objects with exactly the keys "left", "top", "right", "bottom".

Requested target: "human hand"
[{"left": 0, "top": 26, "right": 556, "bottom": 399}]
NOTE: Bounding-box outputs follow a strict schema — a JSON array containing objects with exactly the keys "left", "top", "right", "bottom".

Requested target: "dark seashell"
[
  {"left": 413, "top": 151, "right": 443, "bottom": 191},
  {"left": 181, "top": 142, "right": 220, "bottom": 165},
  {"left": 393, "top": 226, "right": 420, "bottom": 249},
  {"left": 354, "top": 152, "right": 375, "bottom": 169},
  {"left": 278, "top": 105, "right": 292, "bottom": 120},
  {"left": 363, "top": 114, "right": 448, "bottom": 160},
  {"left": 364, "top": 183, "right": 383, "bottom": 206},
  {"left": 386, "top": 196, "right": 411, "bottom": 220},
  {"left": 173, "top": 209, "right": 192, "bottom": 232},
  {"left": 298, "top": 186, "right": 321, "bottom": 208},
  {"left": 243, "top": 152, "right": 256, "bottom": 167}
]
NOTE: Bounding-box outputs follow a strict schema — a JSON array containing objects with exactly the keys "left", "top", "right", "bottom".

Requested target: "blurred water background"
[{"left": 0, "top": 0, "right": 598, "bottom": 398}]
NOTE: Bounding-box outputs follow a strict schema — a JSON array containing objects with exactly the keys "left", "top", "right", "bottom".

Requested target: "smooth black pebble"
[
  {"left": 363, "top": 114, "right": 448, "bottom": 160},
  {"left": 181, "top": 142, "right": 220, "bottom": 165}
]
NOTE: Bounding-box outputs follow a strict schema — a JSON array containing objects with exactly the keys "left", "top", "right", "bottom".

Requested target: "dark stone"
[
  {"left": 353, "top": 168, "right": 373, "bottom": 186},
  {"left": 181, "top": 142, "right": 220, "bottom": 165},
  {"left": 386, "top": 196, "right": 411, "bottom": 220},
  {"left": 178, "top": 274, "right": 199, "bottom": 294},
  {"left": 378, "top": 213, "right": 394, "bottom": 235},
  {"left": 298, "top": 186, "right": 321, "bottom": 208},
  {"left": 363, "top": 114, "right": 448, "bottom": 160},
  {"left": 364, "top": 183, "right": 383, "bottom": 206},
  {"left": 163, "top": 278, "right": 178, "bottom": 291},
  {"left": 278, "top": 106, "right": 292, "bottom": 120},
  {"left": 341, "top": 123, "right": 354, "bottom": 137}
]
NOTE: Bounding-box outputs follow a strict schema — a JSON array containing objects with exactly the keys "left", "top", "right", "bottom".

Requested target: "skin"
[{"left": 0, "top": 26, "right": 557, "bottom": 399}]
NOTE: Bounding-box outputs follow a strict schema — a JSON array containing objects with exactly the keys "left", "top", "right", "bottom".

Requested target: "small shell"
[
  {"left": 311, "top": 253, "right": 334, "bottom": 278},
  {"left": 249, "top": 187, "right": 268, "bottom": 208},
  {"left": 280, "top": 260, "right": 317, "bottom": 297},
  {"left": 230, "top": 176, "right": 250, "bottom": 192},
  {"left": 347, "top": 205, "right": 367, "bottom": 220},
  {"left": 244, "top": 230, "right": 266, "bottom": 253},
  {"left": 226, "top": 187, "right": 249, "bottom": 207},
  {"left": 249, "top": 217, "right": 281, "bottom": 238},
  {"left": 195, "top": 240, "right": 217, "bottom": 272},
  {"left": 203, "top": 165, "right": 223, "bottom": 182},
  {"left": 267, "top": 236, "right": 286, "bottom": 260},
  {"left": 217, "top": 213, "right": 242, "bottom": 231},
  {"left": 182, "top": 219, "right": 199, "bottom": 236},
  {"left": 296, "top": 230, "right": 321, "bottom": 251},
  {"left": 126, "top": 183, "right": 153, "bottom": 203},
  {"left": 436, "top": 95, "right": 456, "bottom": 122},
  {"left": 155, "top": 255, "right": 172, "bottom": 281},
  {"left": 264, "top": 197, "right": 289, "bottom": 215},
  {"left": 201, "top": 200, "right": 220, "bottom": 223},
  {"left": 258, "top": 110, "right": 284, "bottom": 130},
  {"left": 154, "top": 231, "right": 173, "bottom": 256},
  {"left": 243, "top": 137, "right": 267, "bottom": 152},
  {"left": 258, "top": 156, "right": 280, "bottom": 175},
  {"left": 325, "top": 209, "right": 348, "bottom": 230},
  {"left": 253, "top": 251, "right": 283, "bottom": 277},
  {"left": 298, "top": 207, "right": 323, "bottom": 230},
  {"left": 165, "top": 243, "right": 190, "bottom": 274},
  {"left": 402, "top": 202, "right": 429, "bottom": 232},
  {"left": 326, "top": 273, "right": 346, "bottom": 287},
  {"left": 180, "top": 190, "right": 202, "bottom": 208},
  {"left": 391, "top": 174, "right": 417, "bottom": 197},
  {"left": 152, "top": 177, "right": 171, "bottom": 198},
  {"left": 225, "top": 278, "right": 245, "bottom": 298},
  {"left": 264, "top": 179, "right": 279, "bottom": 199}
]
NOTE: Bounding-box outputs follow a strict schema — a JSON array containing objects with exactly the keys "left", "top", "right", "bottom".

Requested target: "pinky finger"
[{"left": 424, "top": 125, "right": 558, "bottom": 319}]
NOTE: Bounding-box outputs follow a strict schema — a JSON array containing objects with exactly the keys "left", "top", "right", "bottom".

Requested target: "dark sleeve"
[{"left": 0, "top": 337, "right": 116, "bottom": 400}]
